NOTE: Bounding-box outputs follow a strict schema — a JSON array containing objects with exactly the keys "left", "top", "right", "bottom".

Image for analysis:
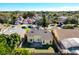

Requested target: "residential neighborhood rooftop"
[
  {"left": 27, "top": 29, "right": 53, "bottom": 41},
  {"left": 53, "top": 28, "right": 79, "bottom": 41},
  {"left": 0, "top": 24, "right": 6, "bottom": 30},
  {"left": 52, "top": 28, "right": 79, "bottom": 49},
  {"left": 2, "top": 25, "right": 26, "bottom": 38},
  {"left": 61, "top": 38, "right": 79, "bottom": 48}
]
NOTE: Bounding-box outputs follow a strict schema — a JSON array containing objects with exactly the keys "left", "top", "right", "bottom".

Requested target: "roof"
[
  {"left": 27, "top": 29, "right": 53, "bottom": 41},
  {"left": 61, "top": 38, "right": 79, "bottom": 48},
  {"left": 0, "top": 24, "right": 6, "bottom": 29},
  {"left": 58, "top": 16, "right": 67, "bottom": 23},
  {"left": 53, "top": 28, "right": 79, "bottom": 41},
  {"left": 59, "top": 16, "right": 67, "bottom": 19},
  {"left": 3, "top": 25, "right": 26, "bottom": 38},
  {"left": 53, "top": 28, "right": 79, "bottom": 48}
]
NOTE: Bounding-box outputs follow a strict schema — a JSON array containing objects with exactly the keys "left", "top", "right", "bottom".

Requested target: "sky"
[{"left": 0, "top": 3, "right": 79, "bottom": 11}]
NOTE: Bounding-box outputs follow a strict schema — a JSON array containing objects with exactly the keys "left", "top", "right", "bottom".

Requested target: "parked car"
[
  {"left": 21, "top": 25, "right": 28, "bottom": 29},
  {"left": 21, "top": 26, "right": 26, "bottom": 29},
  {"left": 57, "top": 23, "right": 63, "bottom": 27},
  {"left": 28, "top": 26, "right": 33, "bottom": 28}
]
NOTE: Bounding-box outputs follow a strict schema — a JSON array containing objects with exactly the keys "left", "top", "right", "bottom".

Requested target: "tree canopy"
[{"left": 0, "top": 33, "right": 20, "bottom": 54}]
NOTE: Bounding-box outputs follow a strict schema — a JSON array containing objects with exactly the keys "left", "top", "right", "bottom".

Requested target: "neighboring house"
[
  {"left": 3, "top": 25, "right": 26, "bottom": 38},
  {"left": 27, "top": 29, "right": 53, "bottom": 47},
  {"left": 0, "top": 24, "right": 5, "bottom": 30},
  {"left": 17, "top": 16, "right": 24, "bottom": 21},
  {"left": 15, "top": 16, "right": 24, "bottom": 25},
  {"left": 57, "top": 16, "right": 67, "bottom": 27},
  {"left": 52, "top": 28, "right": 79, "bottom": 54},
  {"left": 23, "top": 17, "right": 32, "bottom": 24},
  {"left": 58, "top": 16, "right": 67, "bottom": 23},
  {"left": 15, "top": 16, "right": 33, "bottom": 25},
  {"left": 0, "top": 24, "right": 7, "bottom": 34},
  {"left": 34, "top": 14, "right": 42, "bottom": 20}
]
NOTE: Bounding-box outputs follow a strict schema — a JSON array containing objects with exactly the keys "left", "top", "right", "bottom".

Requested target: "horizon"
[{"left": 0, "top": 3, "right": 79, "bottom": 11}]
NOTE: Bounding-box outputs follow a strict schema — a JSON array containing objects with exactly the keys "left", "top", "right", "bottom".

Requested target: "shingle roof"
[
  {"left": 0, "top": 24, "right": 6, "bottom": 29},
  {"left": 58, "top": 16, "right": 67, "bottom": 23},
  {"left": 53, "top": 28, "right": 79, "bottom": 41},
  {"left": 27, "top": 29, "right": 53, "bottom": 41},
  {"left": 3, "top": 25, "right": 26, "bottom": 38},
  {"left": 61, "top": 38, "right": 79, "bottom": 48},
  {"left": 53, "top": 28, "right": 79, "bottom": 48},
  {"left": 59, "top": 16, "right": 67, "bottom": 19}
]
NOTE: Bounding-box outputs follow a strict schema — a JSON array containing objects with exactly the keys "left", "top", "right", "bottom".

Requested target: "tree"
[
  {"left": 71, "top": 18, "right": 78, "bottom": 24},
  {"left": 7, "top": 33, "right": 20, "bottom": 50},
  {"left": 0, "top": 14, "right": 9, "bottom": 24},
  {"left": 42, "top": 12, "right": 49, "bottom": 27},
  {"left": 0, "top": 33, "right": 20, "bottom": 55},
  {"left": 23, "top": 12, "right": 35, "bottom": 19},
  {"left": 23, "top": 13, "right": 27, "bottom": 19},
  {"left": 64, "top": 17, "right": 78, "bottom": 24},
  {"left": 10, "top": 13, "right": 17, "bottom": 24},
  {"left": 0, "top": 34, "right": 11, "bottom": 54}
]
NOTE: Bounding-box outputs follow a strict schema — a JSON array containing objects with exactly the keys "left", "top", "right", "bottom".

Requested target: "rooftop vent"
[
  {"left": 44, "top": 29, "right": 47, "bottom": 33},
  {"left": 44, "top": 31, "right": 47, "bottom": 33},
  {"left": 31, "top": 31, "right": 34, "bottom": 33}
]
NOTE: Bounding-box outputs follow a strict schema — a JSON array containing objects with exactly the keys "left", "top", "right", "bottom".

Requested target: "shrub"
[
  {"left": 62, "top": 24, "right": 74, "bottom": 29},
  {"left": 0, "top": 33, "right": 20, "bottom": 55},
  {"left": 13, "top": 48, "right": 32, "bottom": 55}
]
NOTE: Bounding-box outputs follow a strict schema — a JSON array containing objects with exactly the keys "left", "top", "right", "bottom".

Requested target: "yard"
[
  {"left": 21, "top": 38, "right": 54, "bottom": 49},
  {"left": 15, "top": 47, "right": 54, "bottom": 55}
]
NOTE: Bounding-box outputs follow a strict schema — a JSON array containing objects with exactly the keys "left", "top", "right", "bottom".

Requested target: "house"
[
  {"left": 58, "top": 16, "right": 67, "bottom": 23},
  {"left": 15, "top": 16, "right": 24, "bottom": 25},
  {"left": 27, "top": 28, "right": 53, "bottom": 48},
  {"left": 52, "top": 28, "right": 79, "bottom": 54},
  {"left": 2, "top": 25, "right": 26, "bottom": 38},
  {"left": 23, "top": 17, "right": 32, "bottom": 24},
  {"left": 0, "top": 24, "right": 7, "bottom": 34},
  {"left": 0, "top": 24, "right": 5, "bottom": 30},
  {"left": 58, "top": 16, "right": 67, "bottom": 27}
]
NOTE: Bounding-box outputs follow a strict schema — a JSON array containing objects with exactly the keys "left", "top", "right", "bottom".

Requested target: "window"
[
  {"left": 50, "top": 41, "right": 52, "bottom": 44},
  {"left": 38, "top": 39, "right": 40, "bottom": 42},
  {"left": 44, "top": 31, "right": 47, "bottom": 33},
  {"left": 30, "top": 39, "right": 32, "bottom": 42},
  {"left": 43, "top": 40, "right": 45, "bottom": 44}
]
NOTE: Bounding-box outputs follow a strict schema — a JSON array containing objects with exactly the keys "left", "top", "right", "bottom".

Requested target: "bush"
[
  {"left": 0, "top": 34, "right": 11, "bottom": 54},
  {"left": 0, "top": 33, "right": 20, "bottom": 55},
  {"left": 64, "top": 18, "right": 78, "bottom": 24},
  {"left": 13, "top": 48, "right": 32, "bottom": 55},
  {"left": 62, "top": 24, "right": 74, "bottom": 29}
]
